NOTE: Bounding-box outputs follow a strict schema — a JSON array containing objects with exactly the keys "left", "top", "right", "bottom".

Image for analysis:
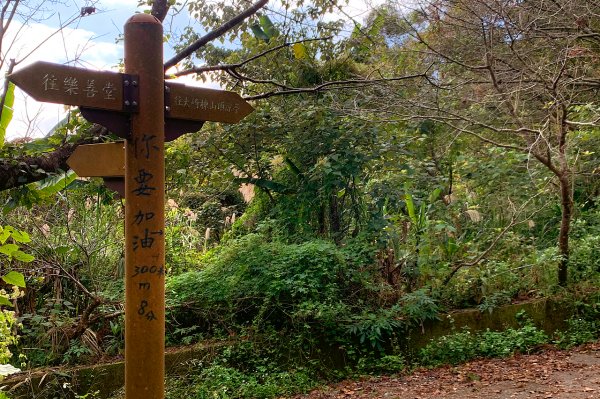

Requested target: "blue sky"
[
  {"left": 4, "top": 0, "right": 387, "bottom": 139},
  {"left": 4, "top": 0, "right": 201, "bottom": 139}
]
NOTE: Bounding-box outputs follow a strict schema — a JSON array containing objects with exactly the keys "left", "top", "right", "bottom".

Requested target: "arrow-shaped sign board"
[
  {"left": 67, "top": 142, "right": 125, "bottom": 177},
  {"left": 67, "top": 142, "right": 125, "bottom": 197},
  {"left": 8, "top": 61, "right": 127, "bottom": 111},
  {"left": 166, "top": 82, "right": 254, "bottom": 124}
]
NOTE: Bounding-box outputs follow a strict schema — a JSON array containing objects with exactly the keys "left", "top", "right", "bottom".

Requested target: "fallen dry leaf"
[{"left": 289, "top": 342, "right": 600, "bottom": 399}]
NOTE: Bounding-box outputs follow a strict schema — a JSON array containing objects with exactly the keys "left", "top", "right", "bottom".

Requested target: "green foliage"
[
  {"left": 167, "top": 235, "right": 354, "bottom": 336},
  {"left": 2, "top": 185, "right": 123, "bottom": 366},
  {"left": 164, "top": 339, "right": 318, "bottom": 399},
  {"left": 554, "top": 318, "right": 599, "bottom": 349},
  {"left": 62, "top": 340, "right": 94, "bottom": 365},
  {"left": 554, "top": 293, "right": 600, "bottom": 348},
  {"left": 7, "top": 0, "right": 600, "bottom": 389},
  {"left": 400, "top": 289, "right": 440, "bottom": 325},
  {"left": 171, "top": 364, "right": 314, "bottom": 399},
  {"left": 165, "top": 200, "right": 204, "bottom": 274},
  {"left": 346, "top": 307, "right": 404, "bottom": 350},
  {"left": 0, "top": 309, "right": 18, "bottom": 364},
  {"left": 103, "top": 319, "right": 125, "bottom": 356},
  {"left": 3, "top": 171, "right": 79, "bottom": 214},
  {"left": 420, "top": 314, "right": 549, "bottom": 367},
  {"left": 2, "top": 272, "right": 25, "bottom": 288},
  {"left": 0, "top": 225, "right": 32, "bottom": 366},
  {"left": 346, "top": 290, "right": 438, "bottom": 351},
  {"left": 19, "top": 299, "right": 80, "bottom": 365},
  {"left": 0, "top": 82, "right": 15, "bottom": 149},
  {"left": 359, "top": 354, "right": 406, "bottom": 374},
  {"left": 0, "top": 225, "right": 33, "bottom": 264},
  {"left": 75, "top": 391, "right": 100, "bottom": 399}
]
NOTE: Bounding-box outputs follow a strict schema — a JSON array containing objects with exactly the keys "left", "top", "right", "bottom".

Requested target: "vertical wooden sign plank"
[{"left": 124, "top": 14, "right": 165, "bottom": 399}]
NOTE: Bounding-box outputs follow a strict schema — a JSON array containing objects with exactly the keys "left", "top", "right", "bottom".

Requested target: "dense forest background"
[{"left": 1, "top": 0, "right": 600, "bottom": 397}]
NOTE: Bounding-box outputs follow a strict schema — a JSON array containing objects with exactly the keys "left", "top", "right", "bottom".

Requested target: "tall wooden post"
[{"left": 124, "top": 14, "right": 165, "bottom": 399}]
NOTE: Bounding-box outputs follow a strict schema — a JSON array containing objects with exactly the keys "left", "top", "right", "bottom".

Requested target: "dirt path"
[{"left": 293, "top": 342, "right": 600, "bottom": 399}]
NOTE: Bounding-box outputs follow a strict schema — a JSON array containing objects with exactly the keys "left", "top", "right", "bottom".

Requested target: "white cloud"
[
  {"left": 19, "top": 24, "right": 120, "bottom": 68},
  {"left": 166, "top": 66, "right": 222, "bottom": 90},
  {"left": 4, "top": 21, "right": 123, "bottom": 140}
]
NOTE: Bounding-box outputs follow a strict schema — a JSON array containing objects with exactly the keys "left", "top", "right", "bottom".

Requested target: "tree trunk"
[
  {"left": 0, "top": 125, "right": 108, "bottom": 191},
  {"left": 557, "top": 175, "right": 572, "bottom": 286},
  {"left": 329, "top": 194, "right": 341, "bottom": 242},
  {"left": 318, "top": 203, "right": 326, "bottom": 235}
]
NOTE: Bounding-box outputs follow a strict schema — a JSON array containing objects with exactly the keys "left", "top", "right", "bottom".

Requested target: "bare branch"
[
  {"left": 15, "top": 12, "right": 85, "bottom": 65},
  {"left": 0, "top": 0, "right": 20, "bottom": 69},
  {"left": 243, "top": 70, "right": 431, "bottom": 101},
  {"left": 164, "top": 0, "right": 268, "bottom": 70},
  {"left": 444, "top": 190, "right": 549, "bottom": 284},
  {"left": 173, "top": 36, "right": 332, "bottom": 77}
]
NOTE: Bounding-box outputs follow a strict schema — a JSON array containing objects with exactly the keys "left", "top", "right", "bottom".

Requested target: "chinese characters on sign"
[
  {"left": 166, "top": 82, "right": 254, "bottom": 124},
  {"left": 9, "top": 61, "right": 124, "bottom": 111},
  {"left": 133, "top": 134, "right": 160, "bottom": 160},
  {"left": 11, "top": 53, "right": 255, "bottom": 399},
  {"left": 43, "top": 74, "right": 117, "bottom": 100},
  {"left": 173, "top": 95, "right": 241, "bottom": 114},
  {"left": 129, "top": 135, "right": 164, "bottom": 323}
]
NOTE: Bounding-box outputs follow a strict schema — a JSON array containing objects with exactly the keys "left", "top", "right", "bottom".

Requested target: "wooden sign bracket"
[
  {"left": 122, "top": 74, "right": 140, "bottom": 113},
  {"left": 80, "top": 107, "right": 131, "bottom": 139},
  {"left": 78, "top": 74, "right": 139, "bottom": 139}
]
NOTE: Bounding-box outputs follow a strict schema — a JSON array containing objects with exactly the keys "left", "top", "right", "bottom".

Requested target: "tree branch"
[
  {"left": 0, "top": 125, "right": 108, "bottom": 191},
  {"left": 243, "top": 71, "right": 431, "bottom": 101},
  {"left": 444, "top": 192, "right": 548, "bottom": 285},
  {"left": 164, "top": 0, "right": 268, "bottom": 70},
  {"left": 173, "top": 36, "right": 332, "bottom": 78},
  {"left": 151, "top": 0, "right": 170, "bottom": 22}
]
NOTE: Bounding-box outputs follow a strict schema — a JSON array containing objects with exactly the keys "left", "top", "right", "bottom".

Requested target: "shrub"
[
  {"left": 166, "top": 235, "right": 355, "bottom": 338},
  {"left": 164, "top": 339, "right": 318, "bottom": 399},
  {"left": 184, "top": 365, "right": 315, "bottom": 399},
  {"left": 420, "top": 314, "right": 548, "bottom": 366},
  {"left": 554, "top": 318, "right": 599, "bottom": 349}
]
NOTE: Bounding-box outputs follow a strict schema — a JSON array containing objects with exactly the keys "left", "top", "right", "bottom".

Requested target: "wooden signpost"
[{"left": 9, "top": 13, "right": 254, "bottom": 399}]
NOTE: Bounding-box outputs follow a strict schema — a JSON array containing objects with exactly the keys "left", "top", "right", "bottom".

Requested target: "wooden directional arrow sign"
[
  {"left": 166, "top": 82, "right": 253, "bottom": 123},
  {"left": 8, "top": 61, "right": 131, "bottom": 111},
  {"left": 67, "top": 142, "right": 125, "bottom": 177},
  {"left": 67, "top": 142, "right": 125, "bottom": 197}
]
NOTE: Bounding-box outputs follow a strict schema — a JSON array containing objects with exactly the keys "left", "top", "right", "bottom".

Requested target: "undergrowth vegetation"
[{"left": 149, "top": 308, "right": 600, "bottom": 399}]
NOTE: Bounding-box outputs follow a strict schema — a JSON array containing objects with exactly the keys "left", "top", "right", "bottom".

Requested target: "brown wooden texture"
[
  {"left": 67, "top": 142, "right": 125, "bottom": 177},
  {"left": 8, "top": 61, "right": 124, "bottom": 111},
  {"left": 166, "top": 82, "right": 253, "bottom": 123},
  {"left": 124, "top": 14, "right": 165, "bottom": 399}
]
